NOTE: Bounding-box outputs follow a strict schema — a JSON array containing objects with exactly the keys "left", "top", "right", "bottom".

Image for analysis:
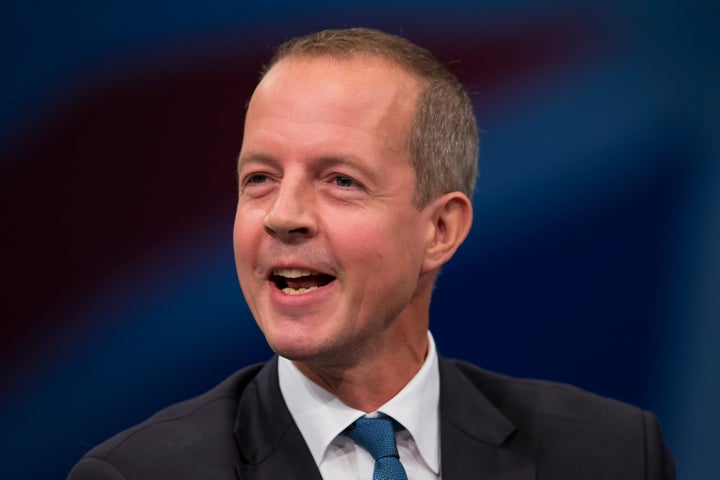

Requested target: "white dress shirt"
[{"left": 278, "top": 332, "right": 441, "bottom": 479}]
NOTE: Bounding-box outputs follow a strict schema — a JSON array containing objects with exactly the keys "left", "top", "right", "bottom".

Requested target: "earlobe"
[{"left": 422, "top": 192, "right": 473, "bottom": 274}]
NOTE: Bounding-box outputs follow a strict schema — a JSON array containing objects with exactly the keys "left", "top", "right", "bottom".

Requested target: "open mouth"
[{"left": 270, "top": 268, "right": 336, "bottom": 295}]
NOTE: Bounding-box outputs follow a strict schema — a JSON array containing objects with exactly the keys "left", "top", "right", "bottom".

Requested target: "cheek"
[
  {"left": 333, "top": 214, "right": 419, "bottom": 269},
  {"left": 233, "top": 207, "right": 265, "bottom": 269},
  {"left": 379, "top": 212, "right": 428, "bottom": 275}
]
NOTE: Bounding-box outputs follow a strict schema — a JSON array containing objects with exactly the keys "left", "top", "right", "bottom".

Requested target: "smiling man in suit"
[{"left": 68, "top": 28, "right": 675, "bottom": 479}]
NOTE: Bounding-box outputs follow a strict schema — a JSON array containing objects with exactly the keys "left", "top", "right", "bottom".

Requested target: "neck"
[{"left": 294, "top": 328, "right": 429, "bottom": 412}]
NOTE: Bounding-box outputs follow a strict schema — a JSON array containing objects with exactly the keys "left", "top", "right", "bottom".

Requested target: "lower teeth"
[{"left": 282, "top": 286, "right": 319, "bottom": 295}]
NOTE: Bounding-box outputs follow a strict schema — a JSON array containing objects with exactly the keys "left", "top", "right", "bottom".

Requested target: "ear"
[{"left": 421, "top": 192, "right": 473, "bottom": 274}]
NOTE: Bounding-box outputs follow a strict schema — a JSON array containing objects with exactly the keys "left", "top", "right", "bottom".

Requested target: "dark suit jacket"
[{"left": 67, "top": 356, "right": 675, "bottom": 479}]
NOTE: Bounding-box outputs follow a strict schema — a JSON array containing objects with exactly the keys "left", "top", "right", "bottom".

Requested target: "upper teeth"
[{"left": 273, "top": 268, "right": 318, "bottom": 278}]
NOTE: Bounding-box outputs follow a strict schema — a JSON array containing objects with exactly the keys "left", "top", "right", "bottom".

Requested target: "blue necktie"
[{"left": 346, "top": 416, "right": 408, "bottom": 480}]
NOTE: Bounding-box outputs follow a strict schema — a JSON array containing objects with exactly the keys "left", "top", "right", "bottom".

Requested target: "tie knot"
[{"left": 346, "top": 416, "right": 399, "bottom": 461}]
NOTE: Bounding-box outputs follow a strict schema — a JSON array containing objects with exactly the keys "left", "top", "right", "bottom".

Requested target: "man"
[{"left": 68, "top": 28, "right": 675, "bottom": 479}]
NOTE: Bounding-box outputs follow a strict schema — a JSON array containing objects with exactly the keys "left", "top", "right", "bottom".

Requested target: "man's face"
[{"left": 234, "top": 56, "right": 436, "bottom": 367}]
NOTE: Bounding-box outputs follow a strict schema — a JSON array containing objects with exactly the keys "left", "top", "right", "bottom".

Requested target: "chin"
[
  {"left": 257, "top": 312, "right": 339, "bottom": 356},
  {"left": 264, "top": 333, "right": 327, "bottom": 362}
]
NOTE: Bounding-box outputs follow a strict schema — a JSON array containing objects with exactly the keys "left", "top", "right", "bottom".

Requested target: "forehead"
[
  {"left": 258, "top": 53, "right": 420, "bottom": 98},
  {"left": 245, "top": 55, "right": 420, "bottom": 142}
]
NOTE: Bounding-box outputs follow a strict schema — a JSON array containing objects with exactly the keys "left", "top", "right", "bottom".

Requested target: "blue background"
[{"left": 3, "top": 1, "right": 718, "bottom": 478}]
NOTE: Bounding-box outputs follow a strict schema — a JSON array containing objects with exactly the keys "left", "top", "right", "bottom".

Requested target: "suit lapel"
[
  {"left": 233, "top": 356, "right": 323, "bottom": 480},
  {"left": 439, "top": 358, "right": 536, "bottom": 480},
  {"left": 231, "top": 355, "right": 535, "bottom": 479}
]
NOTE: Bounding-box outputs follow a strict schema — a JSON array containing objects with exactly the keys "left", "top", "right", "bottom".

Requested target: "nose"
[{"left": 263, "top": 178, "right": 317, "bottom": 241}]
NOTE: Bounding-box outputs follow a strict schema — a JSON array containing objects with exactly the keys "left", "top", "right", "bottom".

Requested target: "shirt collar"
[{"left": 278, "top": 332, "right": 440, "bottom": 474}]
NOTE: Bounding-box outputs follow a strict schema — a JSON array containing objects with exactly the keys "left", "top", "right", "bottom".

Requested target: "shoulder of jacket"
[
  {"left": 81, "top": 361, "right": 267, "bottom": 460},
  {"left": 441, "top": 357, "right": 642, "bottom": 421}
]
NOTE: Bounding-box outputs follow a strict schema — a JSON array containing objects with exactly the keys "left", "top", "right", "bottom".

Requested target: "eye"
[
  {"left": 245, "top": 173, "right": 269, "bottom": 185},
  {"left": 334, "top": 175, "right": 356, "bottom": 188}
]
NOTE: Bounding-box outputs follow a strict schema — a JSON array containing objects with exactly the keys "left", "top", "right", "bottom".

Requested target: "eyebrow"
[
  {"left": 238, "top": 152, "right": 379, "bottom": 183},
  {"left": 237, "top": 152, "right": 279, "bottom": 170},
  {"left": 315, "top": 155, "right": 378, "bottom": 182}
]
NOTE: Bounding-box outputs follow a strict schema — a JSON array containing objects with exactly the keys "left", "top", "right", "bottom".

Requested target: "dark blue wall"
[{"left": 3, "top": 1, "right": 718, "bottom": 478}]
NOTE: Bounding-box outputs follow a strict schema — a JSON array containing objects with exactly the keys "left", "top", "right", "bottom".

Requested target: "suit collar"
[
  {"left": 439, "top": 357, "right": 536, "bottom": 479},
  {"left": 233, "top": 356, "right": 323, "bottom": 480}
]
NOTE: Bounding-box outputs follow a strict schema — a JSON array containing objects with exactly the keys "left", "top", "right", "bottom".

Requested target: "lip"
[
  {"left": 263, "top": 261, "right": 338, "bottom": 309},
  {"left": 270, "top": 267, "right": 329, "bottom": 278},
  {"left": 260, "top": 258, "right": 338, "bottom": 284},
  {"left": 265, "top": 260, "right": 336, "bottom": 279},
  {"left": 267, "top": 272, "right": 338, "bottom": 310}
]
